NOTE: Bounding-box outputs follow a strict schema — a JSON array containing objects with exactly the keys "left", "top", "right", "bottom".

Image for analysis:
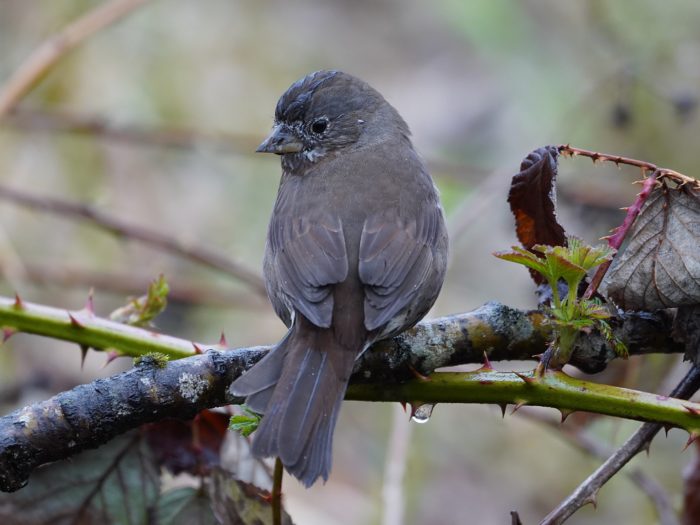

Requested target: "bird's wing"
[
  {"left": 268, "top": 212, "right": 348, "bottom": 328},
  {"left": 359, "top": 203, "right": 443, "bottom": 331}
]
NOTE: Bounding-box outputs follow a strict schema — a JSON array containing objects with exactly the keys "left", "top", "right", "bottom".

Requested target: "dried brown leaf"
[
  {"left": 604, "top": 183, "right": 700, "bottom": 310},
  {"left": 508, "top": 145, "right": 567, "bottom": 283}
]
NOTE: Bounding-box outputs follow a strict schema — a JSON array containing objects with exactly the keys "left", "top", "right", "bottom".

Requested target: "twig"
[
  {"left": 382, "top": 404, "right": 412, "bottom": 525},
  {"left": 0, "top": 184, "right": 267, "bottom": 296},
  {"left": 3, "top": 108, "right": 260, "bottom": 154},
  {"left": 540, "top": 365, "right": 700, "bottom": 525},
  {"left": 2, "top": 108, "right": 486, "bottom": 184},
  {"left": 0, "top": 0, "right": 152, "bottom": 117},
  {"left": 524, "top": 411, "right": 678, "bottom": 525},
  {"left": 557, "top": 144, "right": 696, "bottom": 186},
  {"left": 272, "top": 458, "right": 283, "bottom": 525},
  {"left": 0, "top": 261, "right": 267, "bottom": 309}
]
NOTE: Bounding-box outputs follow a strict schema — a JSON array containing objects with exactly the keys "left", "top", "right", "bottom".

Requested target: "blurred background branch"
[{"left": 0, "top": 0, "right": 152, "bottom": 117}]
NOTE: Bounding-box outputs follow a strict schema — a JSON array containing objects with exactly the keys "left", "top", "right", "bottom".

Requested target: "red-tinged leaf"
[
  {"left": 0, "top": 433, "right": 159, "bottom": 525},
  {"left": 508, "top": 145, "right": 567, "bottom": 283},
  {"left": 604, "top": 183, "right": 700, "bottom": 310},
  {"left": 145, "top": 409, "right": 229, "bottom": 476},
  {"left": 539, "top": 248, "right": 587, "bottom": 289},
  {"left": 494, "top": 248, "right": 548, "bottom": 276}
]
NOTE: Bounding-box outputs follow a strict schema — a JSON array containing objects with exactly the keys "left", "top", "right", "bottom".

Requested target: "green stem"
[
  {"left": 548, "top": 278, "right": 562, "bottom": 310},
  {"left": 0, "top": 296, "right": 194, "bottom": 359},
  {"left": 565, "top": 278, "right": 580, "bottom": 320},
  {"left": 346, "top": 369, "right": 700, "bottom": 433}
]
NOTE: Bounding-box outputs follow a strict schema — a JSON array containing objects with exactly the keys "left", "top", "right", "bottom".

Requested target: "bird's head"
[{"left": 257, "top": 70, "right": 409, "bottom": 171}]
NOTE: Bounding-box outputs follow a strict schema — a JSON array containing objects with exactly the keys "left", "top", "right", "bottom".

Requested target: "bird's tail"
[{"left": 230, "top": 318, "right": 355, "bottom": 487}]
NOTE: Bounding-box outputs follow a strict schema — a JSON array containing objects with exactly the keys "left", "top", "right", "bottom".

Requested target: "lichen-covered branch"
[
  {"left": 0, "top": 297, "right": 683, "bottom": 373},
  {"left": 0, "top": 298, "right": 688, "bottom": 492}
]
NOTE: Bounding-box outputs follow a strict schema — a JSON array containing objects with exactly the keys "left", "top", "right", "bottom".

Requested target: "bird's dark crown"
[
  {"left": 274, "top": 70, "right": 341, "bottom": 123},
  {"left": 272, "top": 70, "right": 410, "bottom": 172}
]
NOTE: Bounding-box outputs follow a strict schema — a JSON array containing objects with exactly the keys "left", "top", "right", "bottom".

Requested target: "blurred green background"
[{"left": 1, "top": 1, "right": 700, "bottom": 523}]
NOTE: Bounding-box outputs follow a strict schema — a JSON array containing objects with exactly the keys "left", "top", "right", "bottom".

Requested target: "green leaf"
[
  {"left": 110, "top": 274, "right": 169, "bottom": 327},
  {"left": 597, "top": 319, "right": 629, "bottom": 359},
  {"left": 562, "top": 235, "right": 615, "bottom": 271},
  {"left": 541, "top": 248, "right": 586, "bottom": 289},
  {"left": 494, "top": 247, "right": 548, "bottom": 276},
  {"left": 229, "top": 406, "right": 261, "bottom": 437}
]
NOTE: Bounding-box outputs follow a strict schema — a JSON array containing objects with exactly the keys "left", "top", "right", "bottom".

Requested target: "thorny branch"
[
  {"left": 558, "top": 144, "right": 697, "bottom": 187},
  {"left": 0, "top": 0, "right": 152, "bottom": 117},
  {"left": 0, "top": 184, "right": 267, "bottom": 296},
  {"left": 0, "top": 298, "right": 692, "bottom": 492},
  {"left": 524, "top": 411, "right": 678, "bottom": 525},
  {"left": 540, "top": 366, "right": 700, "bottom": 525}
]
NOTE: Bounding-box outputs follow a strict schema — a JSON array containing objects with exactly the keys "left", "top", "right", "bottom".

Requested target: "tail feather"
[
  {"left": 230, "top": 333, "right": 290, "bottom": 398},
  {"left": 278, "top": 350, "right": 329, "bottom": 465},
  {"left": 231, "top": 320, "right": 356, "bottom": 487},
  {"left": 245, "top": 386, "right": 274, "bottom": 413}
]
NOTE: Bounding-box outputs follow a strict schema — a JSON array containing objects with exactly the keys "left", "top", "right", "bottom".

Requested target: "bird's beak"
[{"left": 256, "top": 124, "right": 304, "bottom": 155}]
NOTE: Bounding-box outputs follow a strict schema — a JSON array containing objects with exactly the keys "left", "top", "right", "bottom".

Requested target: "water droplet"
[{"left": 410, "top": 403, "right": 434, "bottom": 424}]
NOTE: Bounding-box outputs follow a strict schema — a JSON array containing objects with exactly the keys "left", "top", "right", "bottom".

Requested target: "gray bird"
[{"left": 231, "top": 70, "right": 448, "bottom": 486}]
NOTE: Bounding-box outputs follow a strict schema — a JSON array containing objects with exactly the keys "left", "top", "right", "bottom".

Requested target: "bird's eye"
[{"left": 311, "top": 118, "right": 328, "bottom": 135}]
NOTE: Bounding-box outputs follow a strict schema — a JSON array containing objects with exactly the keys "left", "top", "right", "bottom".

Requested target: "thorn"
[
  {"left": 104, "top": 350, "right": 121, "bottom": 367},
  {"left": 511, "top": 401, "right": 527, "bottom": 414},
  {"left": 13, "top": 293, "right": 23, "bottom": 310},
  {"left": 68, "top": 313, "right": 84, "bottom": 328},
  {"left": 683, "top": 432, "right": 699, "bottom": 452},
  {"left": 84, "top": 288, "right": 95, "bottom": 315},
  {"left": 481, "top": 352, "right": 493, "bottom": 370},
  {"left": 619, "top": 207, "right": 630, "bottom": 211},
  {"left": 641, "top": 441, "right": 651, "bottom": 456},
  {"left": 663, "top": 424, "right": 672, "bottom": 437},
  {"left": 2, "top": 328, "right": 16, "bottom": 343},
  {"left": 559, "top": 409, "right": 573, "bottom": 423},
  {"left": 513, "top": 371, "right": 536, "bottom": 384},
  {"left": 498, "top": 403, "right": 507, "bottom": 418},
  {"left": 684, "top": 405, "right": 700, "bottom": 416},
  {"left": 218, "top": 331, "right": 228, "bottom": 348},
  {"left": 584, "top": 492, "right": 598, "bottom": 509},
  {"left": 408, "top": 364, "right": 431, "bottom": 381},
  {"left": 400, "top": 401, "right": 407, "bottom": 413},
  {"left": 80, "top": 345, "right": 89, "bottom": 369},
  {"left": 192, "top": 342, "right": 203, "bottom": 354}
]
